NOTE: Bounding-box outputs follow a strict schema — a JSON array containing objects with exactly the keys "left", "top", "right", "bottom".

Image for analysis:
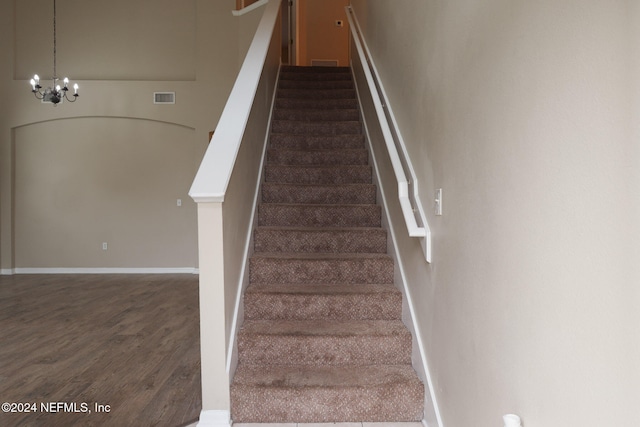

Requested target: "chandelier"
[{"left": 29, "top": 0, "right": 79, "bottom": 105}]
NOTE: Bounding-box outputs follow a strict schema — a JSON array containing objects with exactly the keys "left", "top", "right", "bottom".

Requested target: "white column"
[{"left": 196, "top": 202, "right": 231, "bottom": 427}]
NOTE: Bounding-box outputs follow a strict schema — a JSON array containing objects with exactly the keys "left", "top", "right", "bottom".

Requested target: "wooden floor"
[{"left": 0, "top": 274, "right": 201, "bottom": 427}]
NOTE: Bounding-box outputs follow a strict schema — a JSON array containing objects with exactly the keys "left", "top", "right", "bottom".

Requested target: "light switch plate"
[{"left": 435, "top": 189, "right": 443, "bottom": 216}]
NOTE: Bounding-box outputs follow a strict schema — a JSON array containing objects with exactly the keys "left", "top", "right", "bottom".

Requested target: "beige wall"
[
  {"left": 298, "top": 0, "right": 349, "bottom": 66},
  {"left": 0, "top": 0, "right": 259, "bottom": 271},
  {"left": 15, "top": 0, "right": 197, "bottom": 81},
  {"left": 350, "top": 1, "right": 640, "bottom": 426},
  {"left": 14, "top": 118, "right": 197, "bottom": 268}
]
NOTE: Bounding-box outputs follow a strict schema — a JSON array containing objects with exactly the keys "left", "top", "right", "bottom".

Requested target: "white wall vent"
[
  {"left": 311, "top": 59, "right": 339, "bottom": 67},
  {"left": 154, "top": 92, "right": 175, "bottom": 104}
]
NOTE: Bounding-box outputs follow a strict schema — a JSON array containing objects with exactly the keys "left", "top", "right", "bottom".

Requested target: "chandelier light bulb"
[
  {"left": 73, "top": 83, "right": 79, "bottom": 94},
  {"left": 28, "top": 0, "right": 79, "bottom": 105}
]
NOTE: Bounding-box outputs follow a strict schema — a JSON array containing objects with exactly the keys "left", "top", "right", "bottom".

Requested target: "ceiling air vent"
[{"left": 154, "top": 92, "right": 175, "bottom": 104}]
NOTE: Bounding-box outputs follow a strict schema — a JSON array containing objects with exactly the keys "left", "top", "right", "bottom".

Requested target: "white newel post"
[{"left": 195, "top": 202, "right": 232, "bottom": 427}]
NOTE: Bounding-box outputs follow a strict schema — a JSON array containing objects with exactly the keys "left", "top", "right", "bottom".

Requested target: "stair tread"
[
  {"left": 240, "top": 319, "right": 409, "bottom": 337},
  {"left": 246, "top": 283, "right": 399, "bottom": 295},
  {"left": 262, "top": 183, "right": 375, "bottom": 188},
  {"left": 266, "top": 164, "right": 370, "bottom": 169},
  {"left": 256, "top": 225, "right": 383, "bottom": 232},
  {"left": 272, "top": 119, "right": 361, "bottom": 124},
  {"left": 252, "top": 252, "right": 391, "bottom": 260},
  {"left": 267, "top": 147, "right": 366, "bottom": 153},
  {"left": 259, "top": 203, "right": 379, "bottom": 208},
  {"left": 274, "top": 108, "right": 359, "bottom": 113},
  {"left": 233, "top": 364, "right": 420, "bottom": 387}
]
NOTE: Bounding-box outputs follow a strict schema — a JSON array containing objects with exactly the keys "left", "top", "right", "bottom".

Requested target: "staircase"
[{"left": 230, "top": 66, "right": 424, "bottom": 423}]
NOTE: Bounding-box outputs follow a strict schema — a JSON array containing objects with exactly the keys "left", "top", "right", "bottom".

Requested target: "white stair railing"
[{"left": 188, "top": 1, "right": 282, "bottom": 424}]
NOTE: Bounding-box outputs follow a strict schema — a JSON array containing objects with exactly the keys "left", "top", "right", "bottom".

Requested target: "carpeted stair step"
[
  {"left": 254, "top": 227, "right": 386, "bottom": 253},
  {"left": 279, "top": 80, "right": 354, "bottom": 90},
  {"left": 231, "top": 65, "right": 424, "bottom": 424},
  {"left": 268, "top": 134, "right": 364, "bottom": 150},
  {"left": 281, "top": 65, "right": 351, "bottom": 74},
  {"left": 237, "top": 319, "right": 412, "bottom": 366},
  {"left": 258, "top": 204, "right": 381, "bottom": 228},
  {"left": 244, "top": 283, "right": 401, "bottom": 320},
  {"left": 267, "top": 148, "right": 368, "bottom": 165},
  {"left": 231, "top": 364, "right": 424, "bottom": 423},
  {"left": 271, "top": 120, "right": 361, "bottom": 135},
  {"left": 262, "top": 183, "right": 376, "bottom": 204},
  {"left": 280, "top": 71, "right": 353, "bottom": 82},
  {"left": 273, "top": 108, "right": 360, "bottom": 122},
  {"left": 249, "top": 252, "right": 393, "bottom": 284},
  {"left": 275, "top": 97, "right": 359, "bottom": 110},
  {"left": 276, "top": 88, "right": 357, "bottom": 100},
  {"left": 265, "top": 164, "right": 371, "bottom": 184}
]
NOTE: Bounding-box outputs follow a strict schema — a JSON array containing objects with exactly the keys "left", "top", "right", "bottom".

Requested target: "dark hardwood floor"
[{"left": 0, "top": 274, "right": 201, "bottom": 427}]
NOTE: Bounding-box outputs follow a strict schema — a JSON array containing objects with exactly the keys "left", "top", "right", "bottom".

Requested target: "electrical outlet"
[
  {"left": 102, "top": 242, "right": 108, "bottom": 250},
  {"left": 177, "top": 199, "right": 182, "bottom": 207}
]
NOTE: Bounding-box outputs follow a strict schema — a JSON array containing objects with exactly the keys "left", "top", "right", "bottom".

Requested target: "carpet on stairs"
[{"left": 230, "top": 65, "right": 425, "bottom": 423}]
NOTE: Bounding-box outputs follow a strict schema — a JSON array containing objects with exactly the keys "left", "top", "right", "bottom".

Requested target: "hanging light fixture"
[{"left": 29, "top": 0, "right": 79, "bottom": 105}]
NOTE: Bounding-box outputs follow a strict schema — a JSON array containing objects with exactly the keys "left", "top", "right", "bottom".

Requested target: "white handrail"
[
  {"left": 190, "top": 0, "right": 281, "bottom": 203},
  {"left": 345, "top": 6, "right": 431, "bottom": 262}
]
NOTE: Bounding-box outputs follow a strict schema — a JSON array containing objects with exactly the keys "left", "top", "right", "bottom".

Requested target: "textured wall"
[
  {"left": 350, "top": 0, "right": 640, "bottom": 426},
  {"left": 14, "top": 118, "right": 197, "bottom": 268},
  {"left": 15, "top": 0, "right": 197, "bottom": 81}
]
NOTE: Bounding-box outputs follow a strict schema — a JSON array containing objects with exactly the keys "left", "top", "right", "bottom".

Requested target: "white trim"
[
  {"left": 190, "top": 0, "right": 282, "bottom": 203},
  {"left": 351, "top": 58, "right": 444, "bottom": 427},
  {"left": 8, "top": 268, "right": 198, "bottom": 275},
  {"left": 1, "top": 269, "right": 14, "bottom": 276},
  {"left": 226, "top": 64, "right": 281, "bottom": 375},
  {"left": 196, "top": 410, "right": 231, "bottom": 427},
  {"left": 232, "top": 0, "right": 269, "bottom": 17}
]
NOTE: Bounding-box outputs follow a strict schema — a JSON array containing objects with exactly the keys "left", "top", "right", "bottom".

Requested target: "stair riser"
[
  {"left": 265, "top": 165, "right": 372, "bottom": 185},
  {"left": 262, "top": 183, "right": 376, "bottom": 205},
  {"left": 275, "top": 98, "right": 359, "bottom": 110},
  {"left": 249, "top": 257, "right": 393, "bottom": 284},
  {"left": 273, "top": 109, "right": 360, "bottom": 122},
  {"left": 267, "top": 149, "right": 368, "bottom": 166},
  {"left": 244, "top": 292, "right": 401, "bottom": 320},
  {"left": 279, "top": 80, "right": 354, "bottom": 90},
  {"left": 258, "top": 205, "right": 381, "bottom": 228},
  {"left": 277, "top": 89, "right": 357, "bottom": 100},
  {"left": 238, "top": 333, "right": 411, "bottom": 366},
  {"left": 254, "top": 228, "right": 386, "bottom": 253},
  {"left": 231, "top": 382, "right": 424, "bottom": 423},
  {"left": 281, "top": 65, "right": 351, "bottom": 73},
  {"left": 280, "top": 72, "right": 353, "bottom": 82},
  {"left": 272, "top": 120, "right": 362, "bottom": 136},
  {"left": 269, "top": 134, "right": 364, "bottom": 150}
]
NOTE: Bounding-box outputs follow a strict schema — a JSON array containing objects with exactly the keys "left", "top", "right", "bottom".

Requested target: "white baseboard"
[
  {"left": 4, "top": 268, "right": 199, "bottom": 275},
  {"left": 196, "top": 410, "right": 231, "bottom": 427}
]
